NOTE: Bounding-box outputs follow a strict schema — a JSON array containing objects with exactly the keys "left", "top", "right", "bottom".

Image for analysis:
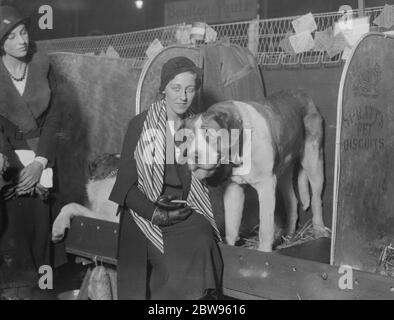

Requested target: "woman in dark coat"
[
  {"left": 0, "top": 6, "right": 61, "bottom": 288},
  {"left": 110, "top": 57, "right": 223, "bottom": 300}
]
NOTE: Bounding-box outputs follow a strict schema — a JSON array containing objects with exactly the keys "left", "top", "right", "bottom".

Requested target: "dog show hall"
[{"left": 0, "top": 0, "right": 394, "bottom": 301}]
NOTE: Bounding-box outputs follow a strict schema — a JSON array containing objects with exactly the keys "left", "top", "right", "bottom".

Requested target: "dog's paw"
[
  {"left": 257, "top": 245, "right": 273, "bottom": 252},
  {"left": 52, "top": 214, "right": 71, "bottom": 242},
  {"left": 52, "top": 227, "right": 66, "bottom": 242},
  {"left": 257, "top": 240, "right": 274, "bottom": 252},
  {"left": 225, "top": 235, "right": 239, "bottom": 246},
  {"left": 312, "top": 224, "right": 331, "bottom": 239}
]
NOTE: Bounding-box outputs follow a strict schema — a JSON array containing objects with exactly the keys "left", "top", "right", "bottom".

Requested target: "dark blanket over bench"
[{"left": 49, "top": 53, "right": 141, "bottom": 205}]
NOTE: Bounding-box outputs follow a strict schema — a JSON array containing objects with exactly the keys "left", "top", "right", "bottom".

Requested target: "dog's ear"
[
  {"left": 180, "top": 114, "right": 199, "bottom": 130},
  {"left": 203, "top": 103, "right": 242, "bottom": 132},
  {"left": 88, "top": 161, "right": 97, "bottom": 179},
  {"left": 204, "top": 164, "right": 233, "bottom": 187},
  {"left": 202, "top": 104, "right": 244, "bottom": 162},
  {"left": 88, "top": 153, "right": 120, "bottom": 180}
]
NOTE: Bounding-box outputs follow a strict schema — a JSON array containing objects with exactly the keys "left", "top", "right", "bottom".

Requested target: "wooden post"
[
  {"left": 260, "top": 0, "right": 268, "bottom": 19},
  {"left": 358, "top": 0, "right": 365, "bottom": 17},
  {"left": 73, "top": 7, "right": 79, "bottom": 37},
  {"left": 248, "top": 19, "right": 260, "bottom": 56}
]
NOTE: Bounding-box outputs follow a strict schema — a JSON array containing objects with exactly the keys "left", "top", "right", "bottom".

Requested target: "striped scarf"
[{"left": 130, "top": 99, "right": 221, "bottom": 253}]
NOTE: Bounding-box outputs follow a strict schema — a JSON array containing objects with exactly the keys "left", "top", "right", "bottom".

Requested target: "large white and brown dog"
[{"left": 180, "top": 89, "right": 328, "bottom": 252}]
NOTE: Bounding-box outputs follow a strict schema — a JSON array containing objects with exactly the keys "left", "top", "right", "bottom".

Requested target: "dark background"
[{"left": 1, "top": 0, "right": 392, "bottom": 40}]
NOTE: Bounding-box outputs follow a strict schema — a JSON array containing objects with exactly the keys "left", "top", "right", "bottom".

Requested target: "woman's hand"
[
  {"left": 153, "top": 195, "right": 192, "bottom": 226},
  {"left": 35, "top": 183, "right": 49, "bottom": 200},
  {"left": 152, "top": 206, "right": 192, "bottom": 226},
  {"left": 16, "top": 161, "right": 43, "bottom": 194}
]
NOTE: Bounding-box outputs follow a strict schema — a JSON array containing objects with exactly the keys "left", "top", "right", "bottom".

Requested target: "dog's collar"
[
  {"left": 105, "top": 169, "right": 118, "bottom": 180},
  {"left": 219, "top": 153, "right": 243, "bottom": 168}
]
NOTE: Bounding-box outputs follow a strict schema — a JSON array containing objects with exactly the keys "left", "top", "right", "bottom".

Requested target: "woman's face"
[
  {"left": 164, "top": 71, "right": 197, "bottom": 119},
  {"left": 3, "top": 24, "right": 29, "bottom": 58}
]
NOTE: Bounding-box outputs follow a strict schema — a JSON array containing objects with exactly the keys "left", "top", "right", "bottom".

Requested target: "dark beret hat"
[
  {"left": 0, "top": 6, "right": 30, "bottom": 42},
  {"left": 159, "top": 56, "right": 203, "bottom": 92}
]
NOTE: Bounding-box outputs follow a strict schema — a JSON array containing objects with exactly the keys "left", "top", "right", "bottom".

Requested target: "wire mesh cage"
[{"left": 38, "top": 6, "right": 387, "bottom": 68}]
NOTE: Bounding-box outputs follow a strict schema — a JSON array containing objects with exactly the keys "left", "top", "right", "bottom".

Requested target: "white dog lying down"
[
  {"left": 52, "top": 154, "right": 120, "bottom": 242},
  {"left": 181, "top": 89, "right": 329, "bottom": 252}
]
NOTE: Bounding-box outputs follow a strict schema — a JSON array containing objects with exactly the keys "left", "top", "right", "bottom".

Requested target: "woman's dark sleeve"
[
  {"left": 36, "top": 65, "right": 62, "bottom": 166},
  {"left": 109, "top": 112, "right": 156, "bottom": 220},
  {"left": 0, "top": 123, "right": 23, "bottom": 176}
]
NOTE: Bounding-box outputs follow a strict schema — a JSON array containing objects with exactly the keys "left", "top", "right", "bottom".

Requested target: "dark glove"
[
  {"left": 155, "top": 195, "right": 185, "bottom": 210},
  {"left": 151, "top": 206, "right": 192, "bottom": 226}
]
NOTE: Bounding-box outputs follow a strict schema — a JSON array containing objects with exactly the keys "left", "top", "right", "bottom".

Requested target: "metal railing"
[{"left": 38, "top": 6, "right": 387, "bottom": 68}]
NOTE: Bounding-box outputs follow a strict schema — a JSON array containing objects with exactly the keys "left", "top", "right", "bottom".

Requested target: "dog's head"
[
  {"left": 179, "top": 101, "right": 243, "bottom": 183},
  {"left": 88, "top": 153, "right": 120, "bottom": 181}
]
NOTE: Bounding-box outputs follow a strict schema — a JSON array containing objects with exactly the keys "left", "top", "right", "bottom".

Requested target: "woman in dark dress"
[
  {"left": 0, "top": 6, "right": 61, "bottom": 291},
  {"left": 110, "top": 57, "right": 223, "bottom": 300}
]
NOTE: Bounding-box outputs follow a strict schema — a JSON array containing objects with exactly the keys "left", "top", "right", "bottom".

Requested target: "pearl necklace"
[{"left": 7, "top": 63, "right": 28, "bottom": 82}]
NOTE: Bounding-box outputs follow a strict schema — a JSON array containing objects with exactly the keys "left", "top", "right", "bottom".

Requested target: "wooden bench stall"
[
  {"left": 53, "top": 35, "right": 394, "bottom": 300},
  {"left": 65, "top": 216, "right": 394, "bottom": 300}
]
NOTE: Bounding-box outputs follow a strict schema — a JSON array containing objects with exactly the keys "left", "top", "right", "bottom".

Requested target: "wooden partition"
[
  {"left": 49, "top": 53, "right": 141, "bottom": 205},
  {"left": 332, "top": 33, "right": 394, "bottom": 274},
  {"left": 66, "top": 217, "right": 394, "bottom": 300},
  {"left": 263, "top": 64, "right": 344, "bottom": 228}
]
